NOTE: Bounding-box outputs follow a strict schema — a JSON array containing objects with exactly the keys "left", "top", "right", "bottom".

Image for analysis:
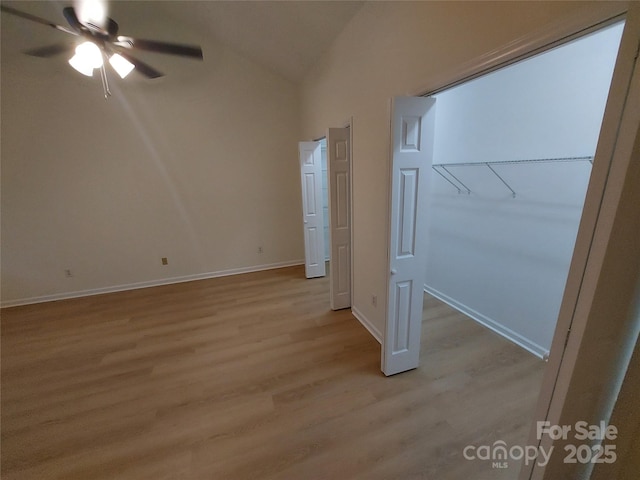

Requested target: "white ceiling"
[{"left": 1, "top": 0, "right": 364, "bottom": 83}]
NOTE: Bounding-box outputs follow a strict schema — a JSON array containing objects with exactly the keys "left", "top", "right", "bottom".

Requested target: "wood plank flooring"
[{"left": 1, "top": 265, "right": 545, "bottom": 479}]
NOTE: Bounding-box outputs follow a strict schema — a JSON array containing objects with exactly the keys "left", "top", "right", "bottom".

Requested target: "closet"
[{"left": 424, "top": 21, "right": 625, "bottom": 358}]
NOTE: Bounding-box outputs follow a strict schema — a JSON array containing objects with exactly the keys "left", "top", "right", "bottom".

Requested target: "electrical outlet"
[
  {"left": 258, "top": 246, "right": 264, "bottom": 254},
  {"left": 161, "top": 257, "right": 168, "bottom": 265},
  {"left": 65, "top": 269, "right": 73, "bottom": 278},
  {"left": 372, "top": 295, "right": 377, "bottom": 307}
]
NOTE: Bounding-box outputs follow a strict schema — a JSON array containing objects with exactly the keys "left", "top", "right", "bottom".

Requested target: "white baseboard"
[
  {"left": 424, "top": 285, "right": 549, "bottom": 359},
  {"left": 351, "top": 306, "right": 382, "bottom": 344},
  {"left": 1, "top": 260, "right": 305, "bottom": 308}
]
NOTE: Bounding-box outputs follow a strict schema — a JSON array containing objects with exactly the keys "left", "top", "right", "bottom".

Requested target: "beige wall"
[
  {"left": 2, "top": 1, "right": 626, "bottom": 309},
  {"left": 299, "top": 0, "right": 626, "bottom": 335},
  {"left": 1, "top": 34, "right": 303, "bottom": 304}
]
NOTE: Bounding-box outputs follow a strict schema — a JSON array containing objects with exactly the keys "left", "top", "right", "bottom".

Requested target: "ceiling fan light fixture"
[
  {"left": 68, "top": 41, "right": 103, "bottom": 76},
  {"left": 3, "top": 4, "right": 204, "bottom": 91},
  {"left": 76, "top": 0, "right": 107, "bottom": 28},
  {"left": 68, "top": 54, "right": 94, "bottom": 76},
  {"left": 109, "top": 53, "right": 135, "bottom": 78}
]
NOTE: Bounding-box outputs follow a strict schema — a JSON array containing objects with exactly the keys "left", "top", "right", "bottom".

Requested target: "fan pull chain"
[{"left": 99, "top": 63, "right": 112, "bottom": 99}]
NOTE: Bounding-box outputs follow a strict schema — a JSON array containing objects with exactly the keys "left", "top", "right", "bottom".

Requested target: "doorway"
[
  {"left": 425, "top": 20, "right": 625, "bottom": 359},
  {"left": 299, "top": 124, "right": 353, "bottom": 311},
  {"left": 383, "top": 8, "right": 640, "bottom": 478},
  {"left": 383, "top": 18, "right": 626, "bottom": 376}
]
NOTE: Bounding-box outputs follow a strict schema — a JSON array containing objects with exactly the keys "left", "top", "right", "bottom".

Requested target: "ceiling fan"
[{"left": 1, "top": 2, "right": 204, "bottom": 97}]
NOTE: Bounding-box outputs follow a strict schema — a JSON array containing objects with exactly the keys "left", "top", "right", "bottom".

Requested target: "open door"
[
  {"left": 327, "top": 127, "right": 352, "bottom": 310},
  {"left": 299, "top": 142, "right": 326, "bottom": 279},
  {"left": 382, "top": 96, "right": 436, "bottom": 376}
]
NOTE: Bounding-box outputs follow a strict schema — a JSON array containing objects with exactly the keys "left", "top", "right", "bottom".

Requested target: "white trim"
[
  {"left": 1, "top": 260, "right": 304, "bottom": 308},
  {"left": 424, "top": 285, "right": 548, "bottom": 359},
  {"left": 351, "top": 306, "right": 382, "bottom": 344},
  {"left": 348, "top": 118, "right": 354, "bottom": 312}
]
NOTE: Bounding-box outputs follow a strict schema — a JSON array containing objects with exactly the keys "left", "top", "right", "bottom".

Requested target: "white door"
[
  {"left": 299, "top": 142, "right": 326, "bottom": 279},
  {"left": 327, "top": 127, "right": 352, "bottom": 310},
  {"left": 382, "top": 96, "right": 436, "bottom": 376}
]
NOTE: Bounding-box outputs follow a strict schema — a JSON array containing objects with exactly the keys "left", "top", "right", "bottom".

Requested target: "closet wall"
[{"left": 424, "top": 22, "right": 624, "bottom": 357}]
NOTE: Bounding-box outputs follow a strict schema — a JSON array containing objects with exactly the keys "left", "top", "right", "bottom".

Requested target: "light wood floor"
[{"left": 1, "top": 265, "right": 545, "bottom": 479}]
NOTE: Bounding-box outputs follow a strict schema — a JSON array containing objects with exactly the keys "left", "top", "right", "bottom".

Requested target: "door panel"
[
  {"left": 327, "top": 128, "right": 351, "bottom": 310},
  {"left": 383, "top": 96, "right": 436, "bottom": 376},
  {"left": 299, "top": 142, "right": 326, "bottom": 279}
]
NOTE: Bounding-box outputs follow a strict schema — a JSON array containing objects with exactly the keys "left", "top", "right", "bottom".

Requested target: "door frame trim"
[{"left": 344, "top": 118, "right": 355, "bottom": 312}]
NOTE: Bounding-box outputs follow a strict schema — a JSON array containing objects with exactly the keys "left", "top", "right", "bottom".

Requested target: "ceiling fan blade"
[
  {"left": 62, "top": 6, "right": 84, "bottom": 32},
  {"left": 115, "top": 51, "right": 164, "bottom": 79},
  {"left": 106, "top": 17, "right": 119, "bottom": 37},
  {"left": 1, "top": 5, "right": 78, "bottom": 35},
  {"left": 117, "top": 37, "right": 203, "bottom": 59},
  {"left": 24, "top": 43, "right": 73, "bottom": 58}
]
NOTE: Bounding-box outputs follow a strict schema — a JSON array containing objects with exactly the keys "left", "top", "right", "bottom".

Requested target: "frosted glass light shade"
[
  {"left": 109, "top": 54, "right": 135, "bottom": 78},
  {"left": 68, "top": 54, "right": 94, "bottom": 76},
  {"left": 78, "top": 0, "right": 107, "bottom": 28},
  {"left": 68, "top": 41, "right": 103, "bottom": 76}
]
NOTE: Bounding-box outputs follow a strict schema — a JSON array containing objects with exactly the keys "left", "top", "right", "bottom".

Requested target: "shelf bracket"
[
  {"left": 486, "top": 163, "right": 516, "bottom": 198},
  {"left": 440, "top": 166, "right": 471, "bottom": 195},
  {"left": 433, "top": 166, "right": 461, "bottom": 194}
]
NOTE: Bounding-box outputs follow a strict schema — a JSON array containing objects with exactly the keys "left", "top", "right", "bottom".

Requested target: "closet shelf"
[{"left": 432, "top": 156, "right": 593, "bottom": 197}]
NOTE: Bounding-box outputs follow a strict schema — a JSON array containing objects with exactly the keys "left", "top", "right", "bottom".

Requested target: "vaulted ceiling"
[{"left": 1, "top": 0, "right": 364, "bottom": 83}]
